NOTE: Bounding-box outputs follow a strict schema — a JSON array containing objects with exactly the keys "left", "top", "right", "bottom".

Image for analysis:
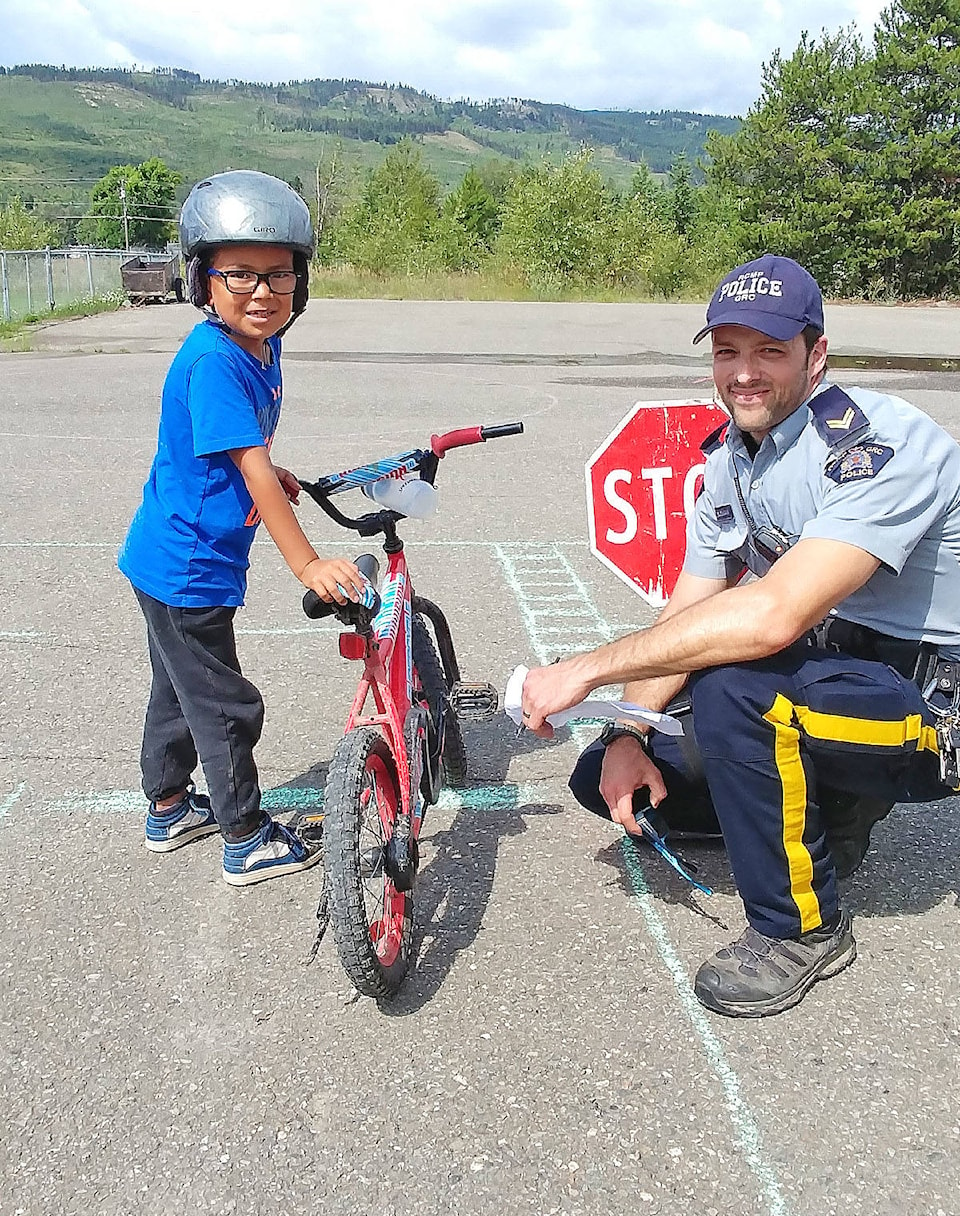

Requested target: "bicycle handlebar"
[
  {"left": 299, "top": 421, "right": 524, "bottom": 502},
  {"left": 430, "top": 421, "right": 524, "bottom": 457}
]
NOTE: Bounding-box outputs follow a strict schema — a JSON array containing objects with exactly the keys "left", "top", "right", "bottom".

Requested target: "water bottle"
[{"left": 362, "top": 474, "right": 438, "bottom": 519}]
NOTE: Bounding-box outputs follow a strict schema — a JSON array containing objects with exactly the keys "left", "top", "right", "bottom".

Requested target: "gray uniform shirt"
[{"left": 683, "top": 382, "right": 960, "bottom": 659}]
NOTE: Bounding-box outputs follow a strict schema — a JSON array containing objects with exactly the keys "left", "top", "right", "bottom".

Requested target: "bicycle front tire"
[{"left": 323, "top": 728, "right": 413, "bottom": 997}]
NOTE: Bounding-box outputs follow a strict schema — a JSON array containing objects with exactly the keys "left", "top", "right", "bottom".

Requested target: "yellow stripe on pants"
[
  {"left": 763, "top": 694, "right": 820, "bottom": 933},
  {"left": 793, "top": 707, "right": 935, "bottom": 753},
  {"left": 762, "top": 695, "right": 941, "bottom": 931}
]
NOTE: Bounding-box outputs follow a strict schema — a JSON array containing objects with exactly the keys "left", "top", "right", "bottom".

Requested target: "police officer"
[{"left": 520, "top": 254, "right": 960, "bottom": 1018}]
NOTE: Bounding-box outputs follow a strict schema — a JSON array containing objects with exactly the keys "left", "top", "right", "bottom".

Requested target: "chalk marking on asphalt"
[
  {"left": 524, "top": 593, "right": 589, "bottom": 602},
  {"left": 39, "top": 783, "right": 540, "bottom": 819},
  {"left": 0, "top": 630, "right": 42, "bottom": 640},
  {"left": 495, "top": 539, "right": 789, "bottom": 1216},
  {"left": 495, "top": 543, "right": 612, "bottom": 663},
  {"left": 619, "top": 838, "right": 788, "bottom": 1216},
  {"left": 0, "top": 783, "right": 25, "bottom": 822}
]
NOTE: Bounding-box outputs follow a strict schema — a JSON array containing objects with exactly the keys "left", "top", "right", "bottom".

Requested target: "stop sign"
[{"left": 585, "top": 400, "right": 729, "bottom": 607}]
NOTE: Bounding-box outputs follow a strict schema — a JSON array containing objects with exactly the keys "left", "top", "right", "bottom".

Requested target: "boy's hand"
[
  {"left": 273, "top": 464, "right": 300, "bottom": 504},
  {"left": 301, "top": 557, "right": 365, "bottom": 604}
]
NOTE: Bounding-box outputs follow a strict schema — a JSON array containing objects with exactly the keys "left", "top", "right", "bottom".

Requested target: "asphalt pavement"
[{"left": 2, "top": 296, "right": 960, "bottom": 1216}]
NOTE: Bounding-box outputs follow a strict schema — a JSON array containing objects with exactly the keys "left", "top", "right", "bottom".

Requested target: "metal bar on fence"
[
  {"left": 86, "top": 252, "right": 94, "bottom": 296},
  {"left": 1, "top": 253, "right": 9, "bottom": 322},
  {"left": 45, "top": 248, "right": 55, "bottom": 311},
  {"left": 25, "top": 255, "right": 32, "bottom": 314}
]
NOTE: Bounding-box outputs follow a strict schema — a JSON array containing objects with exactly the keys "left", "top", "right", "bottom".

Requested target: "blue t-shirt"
[{"left": 119, "top": 320, "right": 283, "bottom": 607}]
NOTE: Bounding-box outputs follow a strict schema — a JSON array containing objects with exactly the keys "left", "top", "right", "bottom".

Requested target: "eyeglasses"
[{"left": 207, "top": 269, "right": 300, "bottom": 295}]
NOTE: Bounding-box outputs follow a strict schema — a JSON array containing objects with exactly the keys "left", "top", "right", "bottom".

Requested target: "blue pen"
[{"left": 636, "top": 813, "right": 713, "bottom": 895}]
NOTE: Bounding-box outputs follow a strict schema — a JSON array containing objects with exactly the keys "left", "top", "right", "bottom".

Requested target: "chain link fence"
[{"left": 0, "top": 248, "right": 164, "bottom": 323}]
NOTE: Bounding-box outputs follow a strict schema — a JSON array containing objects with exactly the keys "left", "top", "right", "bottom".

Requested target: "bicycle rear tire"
[
  {"left": 412, "top": 614, "right": 468, "bottom": 788},
  {"left": 323, "top": 728, "right": 412, "bottom": 997}
]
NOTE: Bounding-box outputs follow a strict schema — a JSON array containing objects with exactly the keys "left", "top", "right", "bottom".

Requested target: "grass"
[
  {"left": 309, "top": 265, "right": 691, "bottom": 303},
  {"left": 0, "top": 290, "right": 124, "bottom": 347}
]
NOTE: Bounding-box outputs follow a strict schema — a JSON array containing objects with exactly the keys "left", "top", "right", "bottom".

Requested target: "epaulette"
[
  {"left": 808, "top": 385, "right": 871, "bottom": 451},
  {"left": 700, "top": 422, "right": 729, "bottom": 455}
]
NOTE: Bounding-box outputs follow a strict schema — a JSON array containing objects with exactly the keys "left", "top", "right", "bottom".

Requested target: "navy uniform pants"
[{"left": 569, "top": 646, "right": 957, "bottom": 939}]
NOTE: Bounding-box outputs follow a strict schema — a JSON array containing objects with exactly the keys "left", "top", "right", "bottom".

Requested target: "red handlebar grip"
[{"left": 430, "top": 427, "right": 484, "bottom": 458}]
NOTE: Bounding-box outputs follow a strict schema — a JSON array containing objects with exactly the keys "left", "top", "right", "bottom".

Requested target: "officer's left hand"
[{"left": 599, "top": 737, "right": 667, "bottom": 836}]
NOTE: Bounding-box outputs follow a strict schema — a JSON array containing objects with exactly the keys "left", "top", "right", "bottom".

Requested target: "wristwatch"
[{"left": 598, "top": 721, "right": 650, "bottom": 750}]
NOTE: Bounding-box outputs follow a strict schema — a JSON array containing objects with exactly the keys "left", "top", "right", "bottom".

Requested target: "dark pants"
[
  {"left": 569, "top": 647, "right": 957, "bottom": 940},
  {"left": 134, "top": 587, "right": 265, "bottom": 836}
]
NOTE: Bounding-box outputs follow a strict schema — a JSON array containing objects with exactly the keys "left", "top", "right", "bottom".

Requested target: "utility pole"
[{"left": 119, "top": 182, "right": 130, "bottom": 251}]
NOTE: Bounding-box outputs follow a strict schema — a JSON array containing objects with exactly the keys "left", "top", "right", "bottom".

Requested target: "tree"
[
  {"left": 625, "top": 162, "right": 669, "bottom": 225},
  {"left": 0, "top": 196, "right": 58, "bottom": 250},
  {"left": 704, "top": 27, "right": 879, "bottom": 294},
  {"left": 868, "top": 0, "right": 960, "bottom": 295},
  {"left": 329, "top": 140, "right": 443, "bottom": 273},
  {"left": 704, "top": 4, "right": 960, "bottom": 298},
  {"left": 608, "top": 164, "right": 675, "bottom": 292},
  {"left": 438, "top": 167, "right": 502, "bottom": 269},
  {"left": 78, "top": 158, "right": 182, "bottom": 250},
  {"left": 668, "top": 153, "right": 696, "bottom": 236},
  {"left": 314, "top": 141, "right": 350, "bottom": 252},
  {"left": 496, "top": 149, "right": 616, "bottom": 290}
]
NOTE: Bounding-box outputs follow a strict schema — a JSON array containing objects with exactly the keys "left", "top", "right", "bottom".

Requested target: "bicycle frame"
[{"left": 339, "top": 544, "right": 420, "bottom": 827}]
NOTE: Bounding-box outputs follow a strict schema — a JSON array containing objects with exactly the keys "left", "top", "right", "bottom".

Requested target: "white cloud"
[{"left": 0, "top": 0, "right": 891, "bottom": 114}]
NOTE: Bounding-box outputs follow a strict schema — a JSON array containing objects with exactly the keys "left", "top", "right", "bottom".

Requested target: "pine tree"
[{"left": 868, "top": 0, "right": 960, "bottom": 295}]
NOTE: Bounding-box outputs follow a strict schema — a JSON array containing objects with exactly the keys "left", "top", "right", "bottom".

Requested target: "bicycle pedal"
[
  {"left": 296, "top": 813, "right": 325, "bottom": 846},
  {"left": 448, "top": 680, "right": 499, "bottom": 721}
]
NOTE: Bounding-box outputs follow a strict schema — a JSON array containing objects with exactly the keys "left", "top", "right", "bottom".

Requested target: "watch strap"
[{"left": 599, "top": 722, "right": 650, "bottom": 750}]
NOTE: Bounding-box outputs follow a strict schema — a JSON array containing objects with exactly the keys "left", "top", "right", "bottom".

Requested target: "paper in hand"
[{"left": 504, "top": 665, "right": 683, "bottom": 736}]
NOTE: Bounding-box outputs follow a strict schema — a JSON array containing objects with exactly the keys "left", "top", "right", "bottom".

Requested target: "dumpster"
[{"left": 120, "top": 255, "right": 185, "bottom": 304}]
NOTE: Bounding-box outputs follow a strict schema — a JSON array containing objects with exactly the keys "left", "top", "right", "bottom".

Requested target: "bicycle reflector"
[{"left": 339, "top": 633, "right": 366, "bottom": 661}]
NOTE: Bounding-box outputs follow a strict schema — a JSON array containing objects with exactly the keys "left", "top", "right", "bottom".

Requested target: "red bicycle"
[{"left": 297, "top": 422, "right": 523, "bottom": 997}]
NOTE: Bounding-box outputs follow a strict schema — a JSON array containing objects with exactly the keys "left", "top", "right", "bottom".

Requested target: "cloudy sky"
[{"left": 2, "top": 0, "right": 890, "bottom": 116}]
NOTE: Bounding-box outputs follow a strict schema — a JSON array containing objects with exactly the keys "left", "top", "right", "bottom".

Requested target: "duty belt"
[
  {"left": 811, "top": 617, "right": 960, "bottom": 788},
  {"left": 810, "top": 617, "right": 939, "bottom": 685}
]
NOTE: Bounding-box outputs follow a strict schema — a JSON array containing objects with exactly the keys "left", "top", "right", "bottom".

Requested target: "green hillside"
[{"left": 0, "top": 65, "right": 739, "bottom": 215}]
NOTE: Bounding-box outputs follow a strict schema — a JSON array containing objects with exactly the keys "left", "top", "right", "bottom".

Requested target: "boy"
[{"left": 119, "top": 169, "right": 363, "bottom": 886}]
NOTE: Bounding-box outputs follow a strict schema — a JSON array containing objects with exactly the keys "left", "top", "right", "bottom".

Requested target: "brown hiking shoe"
[{"left": 693, "top": 912, "right": 856, "bottom": 1017}]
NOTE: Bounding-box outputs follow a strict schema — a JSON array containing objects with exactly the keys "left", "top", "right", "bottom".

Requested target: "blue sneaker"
[
  {"left": 145, "top": 784, "right": 218, "bottom": 853},
  {"left": 222, "top": 817, "right": 322, "bottom": 887}
]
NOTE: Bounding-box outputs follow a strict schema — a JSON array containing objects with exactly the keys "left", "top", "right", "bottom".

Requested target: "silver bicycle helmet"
[{"left": 179, "top": 169, "right": 314, "bottom": 324}]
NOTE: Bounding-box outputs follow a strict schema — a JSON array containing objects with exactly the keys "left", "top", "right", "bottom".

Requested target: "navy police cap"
[{"left": 693, "top": 254, "right": 824, "bottom": 344}]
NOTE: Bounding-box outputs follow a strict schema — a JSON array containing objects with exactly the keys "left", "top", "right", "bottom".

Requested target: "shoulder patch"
[
  {"left": 700, "top": 422, "right": 729, "bottom": 455},
  {"left": 825, "top": 442, "right": 894, "bottom": 485},
  {"left": 808, "top": 385, "right": 871, "bottom": 449}
]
